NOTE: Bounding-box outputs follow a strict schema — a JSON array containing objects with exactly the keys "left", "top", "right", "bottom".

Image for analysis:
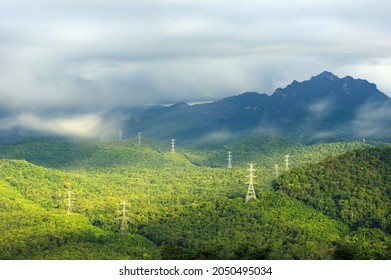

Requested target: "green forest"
[{"left": 0, "top": 136, "right": 390, "bottom": 259}]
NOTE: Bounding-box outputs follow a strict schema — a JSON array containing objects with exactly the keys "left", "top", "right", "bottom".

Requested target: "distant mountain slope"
[
  {"left": 127, "top": 71, "right": 391, "bottom": 143},
  {"left": 0, "top": 71, "right": 389, "bottom": 145},
  {"left": 183, "top": 135, "right": 388, "bottom": 170},
  {"left": 0, "top": 137, "right": 388, "bottom": 171},
  {"left": 0, "top": 139, "right": 191, "bottom": 170}
]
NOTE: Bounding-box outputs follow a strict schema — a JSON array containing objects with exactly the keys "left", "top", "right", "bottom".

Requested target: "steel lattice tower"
[
  {"left": 171, "top": 139, "right": 175, "bottom": 153},
  {"left": 245, "top": 163, "right": 257, "bottom": 202},
  {"left": 274, "top": 164, "right": 279, "bottom": 178},
  {"left": 120, "top": 201, "right": 128, "bottom": 234},
  {"left": 66, "top": 190, "right": 74, "bottom": 215},
  {"left": 227, "top": 151, "right": 233, "bottom": 169},
  {"left": 65, "top": 182, "right": 74, "bottom": 216},
  {"left": 284, "top": 155, "right": 290, "bottom": 171}
]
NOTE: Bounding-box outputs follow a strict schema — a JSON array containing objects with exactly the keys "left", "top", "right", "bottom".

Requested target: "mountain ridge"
[
  {"left": 0, "top": 71, "right": 390, "bottom": 144},
  {"left": 126, "top": 71, "right": 391, "bottom": 144}
]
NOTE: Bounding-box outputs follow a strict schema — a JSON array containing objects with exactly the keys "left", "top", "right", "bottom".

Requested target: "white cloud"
[
  {"left": 200, "top": 129, "right": 237, "bottom": 144},
  {"left": 308, "top": 99, "right": 333, "bottom": 120},
  {"left": 352, "top": 101, "right": 391, "bottom": 138},
  {"left": 0, "top": 113, "right": 115, "bottom": 139},
  {"left": 0, "top": 0, "right": 390, "bottom": 119}
]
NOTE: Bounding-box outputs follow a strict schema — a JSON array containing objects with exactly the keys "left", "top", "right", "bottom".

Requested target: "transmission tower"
[
  {"left": 120, "top": 201, "right": 128, "bottom": 234},
  {"left": 227, "top": 151, "right": 233, "bottom": 169},
  {"left": 245, "top": 163, "right": 257, "bottom": 202},
  {"left": 65, "top": 187, "right": 74, "bottom": 216},
  {"left": 118, "top": 129, "right": 123, "bottom": 140},
  {"left": 171, "top": 139, "right": 175, "bottom": 153},
  {"left": 274, "top": 164, "right": 279, "bottom": 178},
  {"left": 284, "top": 155, "right": 290, "bottom": 171},
  {"left": 138, "top": 132, "right": 142, "bottom": 145}
]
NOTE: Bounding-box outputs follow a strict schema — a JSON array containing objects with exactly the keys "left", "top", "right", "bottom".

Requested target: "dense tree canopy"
[{"left": 0, "top": 138, "right": 389, "bottom": 259}]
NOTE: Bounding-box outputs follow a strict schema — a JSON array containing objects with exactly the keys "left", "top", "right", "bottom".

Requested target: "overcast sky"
[{"left": 1, "top": 0, "right": 390, "bottom": 137}]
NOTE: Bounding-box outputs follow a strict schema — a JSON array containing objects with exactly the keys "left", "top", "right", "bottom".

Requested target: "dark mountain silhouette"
[
  {"left": 126, "top": 71, "right": 391, "bottom": 144},
  {"left": 0, "top": 71, "right": 389, "bottom": 144}
]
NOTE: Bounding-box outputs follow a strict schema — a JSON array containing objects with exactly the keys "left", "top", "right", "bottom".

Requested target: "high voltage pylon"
[
  {"left": 274, "top": 164, "right": 279, "bottom": 178},
  {"left": 120, "top": 201, "right": 128, "bottom": 234},
  {"left": 118, "top": 129, "right": 122, "bottom": 140},
  {"left": 284, "top": 155, "right": 290, "bottom": 171},
  {"left": 245, "top": 163, "right": 257, "bottom": 203},
  {"left": 227, "top": 151, "right": 233, "bottom": 169},
  {"left": 171, "top": 139, "right": 175, "bottom": 153},
  {"left": 138, "top": 132, "right": 142, "bottom": 145},
  {"left": 65, "top": 185, "right": 74, "bottom": 216}
]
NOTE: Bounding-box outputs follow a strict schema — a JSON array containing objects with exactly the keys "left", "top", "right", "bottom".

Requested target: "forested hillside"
[
  {"left": 0, "top": 158, "right": 349, "bottom": 259},
  {"left": 0, "top": 138, "right": 390, "bottom": 259},
  {"left": 274, "top": 147, "right": 391, "bottom": 259},
  {"left": 0, "top": 161, "right": 159, "bottom": 259},
  {"left": 0, "top": 139, "right": 191, "bottom": 169},
  {"left": 0, "top": 136, "right": 386, "bottom": 170},
  {"left": 184, "top": 135, "right": 383, "bottom": 169}
]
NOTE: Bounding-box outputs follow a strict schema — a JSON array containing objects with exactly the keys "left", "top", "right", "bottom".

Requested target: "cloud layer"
[
  {"left": 0, "top": 113, "right": 121, "bottom": 139},
  {"left": 1, "top": 0, "right": 391, "bottom": 137}
]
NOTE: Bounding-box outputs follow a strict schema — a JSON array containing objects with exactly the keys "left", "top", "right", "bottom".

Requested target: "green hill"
[
  {"left": 0, "top": 158, "right": 350, "bottom": 259},
  {"left": 0, "top": 160, "right": 159, "bottom": 259},
  {"left": 0, "top": 138, "right": 390, "bottom": 259},
  {"left": 0, "top": 139, "right": 191, "bottom": 170},
  {"left": 0, "top": 137, "right": 387, "bottom": 171},
  {"left": 184, "top": 135, "right": 386, "bottom": 170},
  {"left": 273, "top": 147, "right": 391, "bottom": 259}
]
